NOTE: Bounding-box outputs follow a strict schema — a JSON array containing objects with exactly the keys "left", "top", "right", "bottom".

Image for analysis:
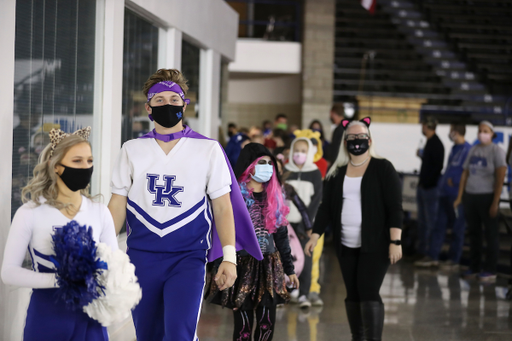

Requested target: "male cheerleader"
[{"left": 108, "top": 69, "right": 262, "bottom": 341}]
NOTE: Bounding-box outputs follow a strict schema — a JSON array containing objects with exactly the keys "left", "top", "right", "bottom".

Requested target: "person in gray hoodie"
[{"left": 285, "top": 134, "right": 323, "bottom": 308}]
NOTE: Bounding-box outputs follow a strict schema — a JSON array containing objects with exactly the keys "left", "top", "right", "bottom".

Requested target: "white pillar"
[
  {"left": 0, "top": 1, "right": 16, "bottom": 338},
  {"left": 97, "top": 0, "right": 125, "bottom": 199},
  {"left": 199, "top": 49, "right": 221, "bottom": 139},
  {"left": 158, "top": 27, "right": 182, "bottom": 70}
]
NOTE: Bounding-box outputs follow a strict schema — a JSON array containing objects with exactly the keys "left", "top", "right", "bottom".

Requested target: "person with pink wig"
[{"left": 206, "top": 143, "right": 299, "bottom": 341}]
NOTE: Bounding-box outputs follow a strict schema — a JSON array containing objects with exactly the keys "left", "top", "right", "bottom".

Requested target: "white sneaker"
[
  {"left": 289, "top": 289, "right": 299, "bottom": 303},
  {"left": 298, "top": 295, "right": 311, "bottom": 308},
  {"left": 308, "top": 292, "right": 324, "bottom": 306}
]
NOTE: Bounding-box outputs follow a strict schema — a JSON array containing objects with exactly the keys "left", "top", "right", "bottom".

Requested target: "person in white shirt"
[
  {"left": 1, "top": 127, "right": 118, "bottom": 341},
  {"left": 107, "top": 69, "right": 262, "bottom": 341}
]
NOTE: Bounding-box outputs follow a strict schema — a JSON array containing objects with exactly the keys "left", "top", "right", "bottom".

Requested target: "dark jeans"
[
  {"left": 428, "top": 195, "right": 466, "bottom": 262},
  {"left": 338, "top": 245, "right": 389, "bottom": 303},
  {"left": 298, "top": 235, "right": 312, "bottom": 297},
  {"left": 463, "top": 193, "right": 499, "bottom": 273},
  {"left": 416, "top": 185, "right": 439, "bottom": 255}
]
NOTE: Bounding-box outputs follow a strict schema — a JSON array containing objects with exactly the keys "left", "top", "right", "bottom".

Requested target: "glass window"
[
  {"left": 226, "top": 0, "right": 302, "bottom": 41},
  {"left": 181, "top": 40, "right": 200, "bottom": 120},
  {"left": 12, "top": 0, "right": 97, "bottom": 220},
  {"left": 121, "top": 9, "right": 159, "bottom": 144}
]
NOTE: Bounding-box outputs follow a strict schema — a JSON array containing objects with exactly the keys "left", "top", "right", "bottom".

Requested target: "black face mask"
[
  {"left": 149, "top": 104, "right": 184, "bottom": 128},
  {"left": 346, "top": 139, "right": 369, "bottom": 156},
  {"left": 58, "top": 165, "right": 93, "bottom": 192}
]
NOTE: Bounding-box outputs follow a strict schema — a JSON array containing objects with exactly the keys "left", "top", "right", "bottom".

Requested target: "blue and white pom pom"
[
  {"left": 51, "top": 220, "right": 142, "bottom": 326},
  {"left": 50, "top": 221, "right": 107, "bottom": 310}
]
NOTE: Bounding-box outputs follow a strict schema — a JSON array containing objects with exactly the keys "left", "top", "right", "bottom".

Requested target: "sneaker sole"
[{"left": 300, "top": 303, "right": 311, "bottom": 309}]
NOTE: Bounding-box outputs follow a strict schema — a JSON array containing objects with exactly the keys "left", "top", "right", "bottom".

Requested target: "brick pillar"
[{"left": 301, "top": 0, "right": 335, "bottom": 133}]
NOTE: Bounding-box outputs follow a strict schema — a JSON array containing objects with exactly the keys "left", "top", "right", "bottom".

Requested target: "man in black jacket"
[
  {"left": 326, "top": 104, "right": 345, "bottom": 164},
  {"left": 416, "top": 116, "right": 444, "bottom": 260}
]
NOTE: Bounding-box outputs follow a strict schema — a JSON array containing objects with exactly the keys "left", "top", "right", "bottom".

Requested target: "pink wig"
[{"left": 238, "top": 156, "right": 289, "bottom": 234}]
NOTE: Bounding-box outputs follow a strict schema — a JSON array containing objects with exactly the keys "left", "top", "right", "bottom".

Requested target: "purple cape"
[{"left": 139, "top": 126, "right": 263, "bottom": 262}]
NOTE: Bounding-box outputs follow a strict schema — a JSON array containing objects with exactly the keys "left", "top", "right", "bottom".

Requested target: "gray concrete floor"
[{"left": 197, "top": 246, "right": 512, "bottom": 340}]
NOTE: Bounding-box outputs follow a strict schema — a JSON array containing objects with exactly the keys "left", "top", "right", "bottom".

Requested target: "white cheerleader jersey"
[
  {"left": 111, "top": 137, "right": 232, "bottom": 253},
  {"left": 1, "top": 196, "right": 118, "bottom": 288}
]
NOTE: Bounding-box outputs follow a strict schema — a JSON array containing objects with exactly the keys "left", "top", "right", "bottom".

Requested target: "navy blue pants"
[
  {"left": 24, "top": 288, "right": 107, "bottom": 341},
  {"left": 128, "top": 248, "right": 208, "bottom": 341},
  {"left": 428, "top": 195, "right": 466, "bottom": 262},
  {"left": 416, "top": 186, "right": 439, "bottom": 255}
]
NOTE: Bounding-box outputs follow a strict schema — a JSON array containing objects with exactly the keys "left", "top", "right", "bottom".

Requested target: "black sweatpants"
[
  {"left": 463, "top": 193, "right": 499, "bottom": 273},
  {"left": 338, "top": 245, "right": 389, "bottom": 303},
  {"left": 233, "top": 306, "right": 277, "bottom": 341}
]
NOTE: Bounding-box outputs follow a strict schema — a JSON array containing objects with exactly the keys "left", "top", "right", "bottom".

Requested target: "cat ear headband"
[
  {"left": 48, "top": 126, "right": 91, "bottom": 157},
  {"left": 341, "top": 117, "right": 371, "bottom": 129}
]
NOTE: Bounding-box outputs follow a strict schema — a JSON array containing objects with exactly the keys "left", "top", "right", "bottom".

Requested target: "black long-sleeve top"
[
  {"left": 419, "top": 134, "right": 444, "bottom": 189},
  {"left": 312, "top": 158, "right": 403, "bottom": 255},
  {"left": 327, "top": 124, "right": 344, "bottom": 164},
  {"left": 238, "top": 192, "right": 295, "bottom": 275}
]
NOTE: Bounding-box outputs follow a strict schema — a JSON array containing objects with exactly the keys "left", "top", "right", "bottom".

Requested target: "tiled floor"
[{"left": 197, "top": 246, "right": 512, "bottom": 340}]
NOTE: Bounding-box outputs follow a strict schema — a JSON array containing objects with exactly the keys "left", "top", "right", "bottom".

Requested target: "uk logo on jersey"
[{"left": 146, "top": 174, "right": 184, "bottom": 207}]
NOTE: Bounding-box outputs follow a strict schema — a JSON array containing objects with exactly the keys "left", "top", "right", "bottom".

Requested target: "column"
[
  {"left": 199, "top": 49, "right": 221, "bottom": 139},
  {"left": 301, "top": 0, "right": 335, "bottom": 131},
  {"left": 96, "top": 0, "right": 125, "bottom": 198},
  {"left": 158, "top": 27, "right": 182, "bottom": 70}
]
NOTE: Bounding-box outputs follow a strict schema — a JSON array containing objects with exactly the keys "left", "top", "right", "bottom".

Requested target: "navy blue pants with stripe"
[
  {"left": 24, "top": 288, "right": 108, "bottom": 341},
  {"left": 128, "top": 248, "right": 208, "bottom": 341}
]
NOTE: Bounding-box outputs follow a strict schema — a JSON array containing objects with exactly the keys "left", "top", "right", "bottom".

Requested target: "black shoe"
[
  {"left": 360, "top": 301, "right": 384, "bottom": 341},
  {"left": 345, "top": 301, "right": 364, "bottom": 341}
]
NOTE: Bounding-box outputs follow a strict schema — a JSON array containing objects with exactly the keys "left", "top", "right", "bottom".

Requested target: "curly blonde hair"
[
  {"left": 22, "top": 135, "right": 93, "bottom": 209},
  {"left": 142, "top": 69, "right": 189, "bottom": 99}
]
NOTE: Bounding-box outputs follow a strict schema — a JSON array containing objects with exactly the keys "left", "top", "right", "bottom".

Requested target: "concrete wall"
[
  {"left": 228, "top": 39, "right": 301, "bottom": 74},
  {"left": 223, "top": 74, "right": 302, "bottom": 131}
]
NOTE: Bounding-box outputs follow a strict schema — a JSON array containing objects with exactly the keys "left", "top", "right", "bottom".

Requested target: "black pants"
[
  {"left": 463, "top": 193, "right": 499, "bottom": 273},
  {"left": 338, "top": 245, "right": 389, "bottom": 302},
  {"left": 291, "top": 223, "right": 312, "bottom": 297},
  {"left": 233, "top": 306, "right": 276, "bottom": 341}
]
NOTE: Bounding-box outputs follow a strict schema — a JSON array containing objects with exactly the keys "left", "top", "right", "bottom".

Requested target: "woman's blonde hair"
[
  {"left": 326, "top": 121, "right": 381, "bottom": 179},
  {"left": 22, "top": 135, "right": 93, "bottom": 208}
]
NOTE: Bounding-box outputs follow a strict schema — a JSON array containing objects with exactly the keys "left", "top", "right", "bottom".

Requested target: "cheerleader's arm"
[{"left": 1, "top": 208, "right": 57, "bottom": 288}]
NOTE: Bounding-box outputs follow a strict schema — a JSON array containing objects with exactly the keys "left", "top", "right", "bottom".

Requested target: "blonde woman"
[
  {"left": 1, "top": 127, "right": 118, "bottom": 341},
  {"left": 304, "top": 117, "right": 403, "bottom": 341}
]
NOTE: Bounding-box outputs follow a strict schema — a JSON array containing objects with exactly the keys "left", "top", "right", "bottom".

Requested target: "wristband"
[{"left": 222, "top": 245, "right": 237, "bottom": 265}]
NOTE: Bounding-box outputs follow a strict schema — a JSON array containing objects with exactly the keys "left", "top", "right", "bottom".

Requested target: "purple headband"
[{"left": 147, "top": 81, "right": 191, "bottom": 105}]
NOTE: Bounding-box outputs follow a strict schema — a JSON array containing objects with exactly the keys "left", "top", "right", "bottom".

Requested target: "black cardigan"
[{"left": 312, "top": 158, "right": 403, "bottom": 255}]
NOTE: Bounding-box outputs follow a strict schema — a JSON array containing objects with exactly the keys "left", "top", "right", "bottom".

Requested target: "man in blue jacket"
[{"left": 415, "top": 123, "right": 471, "bottom": 268}]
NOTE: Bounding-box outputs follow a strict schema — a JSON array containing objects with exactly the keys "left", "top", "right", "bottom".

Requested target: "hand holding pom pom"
[
  {"left": 50, "top": 220, "right": 141, "bottom": 326},
  {"left": 50, "top": 221, "right": 107, "bottom": 310}
]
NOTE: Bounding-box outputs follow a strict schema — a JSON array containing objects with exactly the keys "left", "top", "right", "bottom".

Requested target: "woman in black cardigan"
[{"left": 305, "top": 117, "right": 403, "bottom": 341}]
